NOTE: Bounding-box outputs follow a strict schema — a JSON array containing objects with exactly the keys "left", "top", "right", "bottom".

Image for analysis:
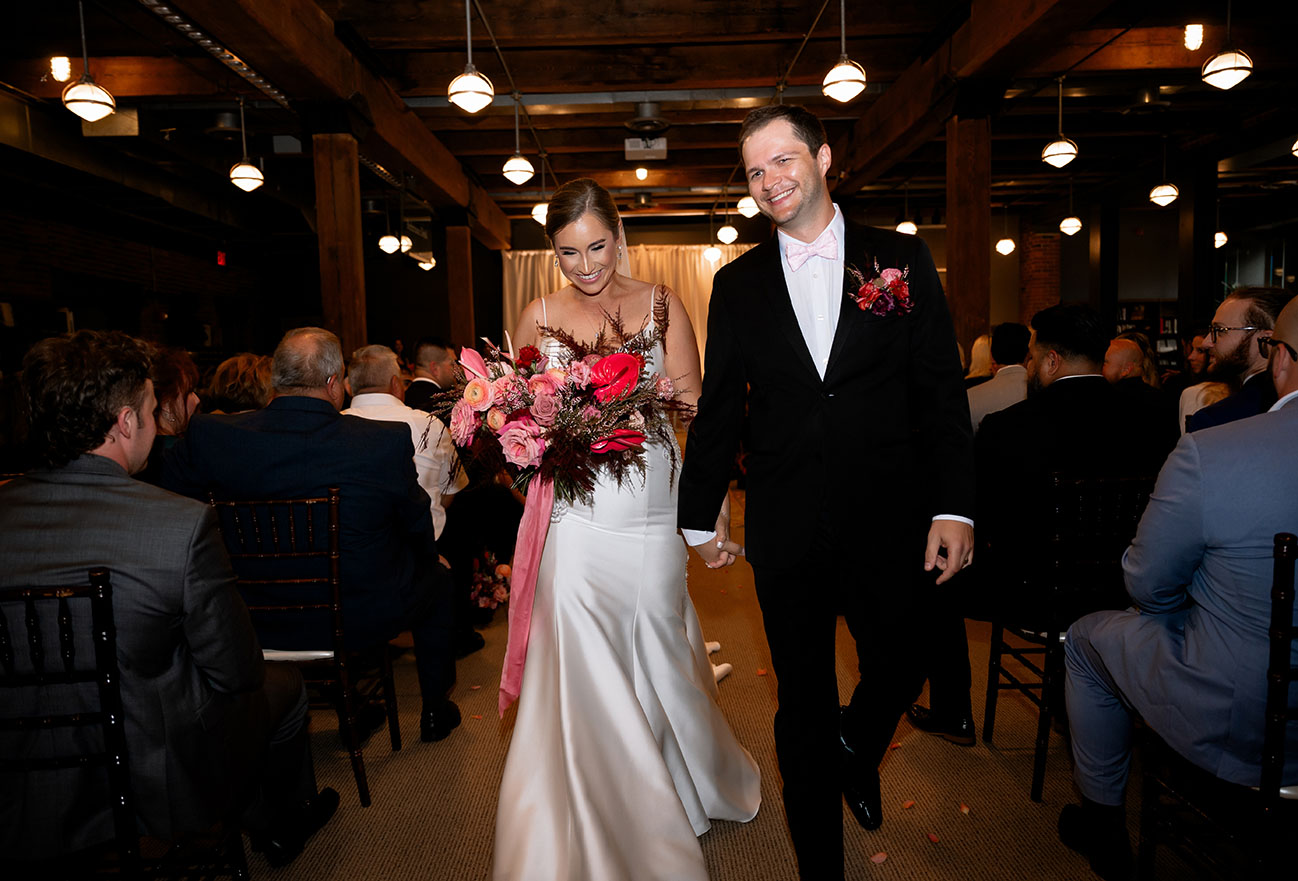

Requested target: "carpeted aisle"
[{"left": 260, "top": 489, "right": 1152, "bottom": 880}]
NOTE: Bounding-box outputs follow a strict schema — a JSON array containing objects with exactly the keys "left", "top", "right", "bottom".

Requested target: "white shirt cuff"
[
  {"left": 933, "top": 515, "right": 974, "bottom": 528},
  {"left": 681, "top": 528, "right": 717, "bottom": 547}
]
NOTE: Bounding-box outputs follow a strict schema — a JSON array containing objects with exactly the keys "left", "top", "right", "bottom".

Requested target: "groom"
[{"left": 679, "top": 105, "right": 975, "bottom": 880}]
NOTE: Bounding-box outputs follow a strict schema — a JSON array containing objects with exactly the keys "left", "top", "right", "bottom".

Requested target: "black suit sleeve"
[{"left": 678, "top": 273, "right": 748, "bottom": 532}]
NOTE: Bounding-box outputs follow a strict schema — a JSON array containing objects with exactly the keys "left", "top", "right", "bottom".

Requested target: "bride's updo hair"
[{"left": 545, "top": 178, "right": 621, "bottom": 243}]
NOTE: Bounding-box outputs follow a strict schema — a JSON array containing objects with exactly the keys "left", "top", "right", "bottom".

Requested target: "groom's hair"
[
  {"left": 738, "top": 105, "right": 827, "bottom": 156},
  {"left": 1030, "top": 305, "right": 1107, "bottom": 366}
]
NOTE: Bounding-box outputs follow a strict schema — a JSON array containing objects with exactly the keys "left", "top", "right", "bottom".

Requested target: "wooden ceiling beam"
[
  {"left": 170, "top": 0, "right": 511, "bottom": 249},
  {"left": 0, "top": 56, "right": 240, "bottom": 99},
  {"left": 832, "top": 0, "right": 1117, "bottom": 195}
]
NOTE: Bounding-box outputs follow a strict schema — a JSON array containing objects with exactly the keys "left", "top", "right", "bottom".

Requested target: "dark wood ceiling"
[{"left": 5, "top": 0, "right": 1297, "bottom": 247}]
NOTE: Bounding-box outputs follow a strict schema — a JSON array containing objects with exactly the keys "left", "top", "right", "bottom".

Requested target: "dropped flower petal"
[
  {"left": 902, "top": 800, "right": 916, "bottom": 810},
  {"left": 889, "top": 742, "right": 901, "bottom": 750},
  {"left": 471, "top": 714, "right": 483, "bottom": 720},
  {"left": 927, "top": 832, "right": 940, "bottom": 844},
  {"left": 870, "top": 852, "right": 887, "bottom": 864},
  {"left": 960, "top": 803, "right": 970, "bottom": 814},
  {"left": 756, "top": 668, "right": 768, "bottom": 676}
]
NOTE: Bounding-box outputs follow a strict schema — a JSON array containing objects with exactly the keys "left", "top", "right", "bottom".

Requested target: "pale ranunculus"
[
  {"left": 528, "top": 372, "right": 562, "bottom": 397},
  {"left": 567, "top": 360, "right": 592, "bottom": 388},
  {"left": 450, "top": 399, "right": 480, "bottom": 445},
  {"left": 546, "top": 366, "right": 568, "bottom": 387},
  {"left": 529, "top": 393, "right": 560, "bottom": 426},
  {"left": 463, "top": 377, "right": 495, "bottom": 412},
  {"left": 654, "top": 374, "right": 674, "bottom": 399},
  {"left": 485, "top": 407, "right": 507, "bottom": 432},
  {"left": 498, "top": 418, "right": 546, "bottom": 468}
]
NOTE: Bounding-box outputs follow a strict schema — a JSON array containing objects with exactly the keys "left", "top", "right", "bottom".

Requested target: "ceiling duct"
[
  {"left": 1121, "top": 87, "right": 1171, "bottom": 115},
  {"left": 625, "top": 102, "right": 670, "bottom": 135},
  {"left": 205, "top": 111, "right": 241, "bottom": 139}
]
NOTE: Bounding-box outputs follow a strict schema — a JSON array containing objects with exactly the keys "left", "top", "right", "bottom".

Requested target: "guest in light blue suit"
[{"left": 1057, "top": 298, "right": 1298, "bottom": 881}]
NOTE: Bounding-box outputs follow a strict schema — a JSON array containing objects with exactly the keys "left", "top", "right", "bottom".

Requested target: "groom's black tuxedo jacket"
[{"left": 678, "top": 220, "right": 974, "bottom": 569}]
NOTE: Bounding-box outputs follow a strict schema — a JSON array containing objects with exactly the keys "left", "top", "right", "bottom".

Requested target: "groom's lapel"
[
  {"left": 824, "top": 221, "right": 870, "bottom": 378},
  {"left": 758, "top": 236, "right": 821, "bottom": 382}
]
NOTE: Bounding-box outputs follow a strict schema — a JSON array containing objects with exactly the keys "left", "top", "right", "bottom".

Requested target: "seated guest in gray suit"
[
  {"left": 1059, "top": 297, "right": 1298, "bottom": 880},
  {"left": 0, "top": 331, "right": 335, "bottom": 868},
  {"left": 163, "top": 327, "right": 461, "bottom": 743},
  {"left": 966, "top": 321, "right": 1030, "bottom": 434},
  {"left": 1188, "top": 286, "right": 1295, "bottom": 432}
]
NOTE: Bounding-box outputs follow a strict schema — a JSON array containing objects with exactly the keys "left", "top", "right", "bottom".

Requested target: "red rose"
[
  {"left": 590, "top": 352, "right": 640, "bottom": 403},
  {"left": 590, "top": 428, "right": 646, "bottom": 454},
  {"left": 516, "top": 345, "right": 542, "bottom": 369},
  {"left": 892, "top": 280, "right": 910, "bottom": 301}
]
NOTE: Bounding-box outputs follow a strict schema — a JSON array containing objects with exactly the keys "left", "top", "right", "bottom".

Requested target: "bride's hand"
[{"left": 696, "top": 536, "right": 743, "bottom": 569}]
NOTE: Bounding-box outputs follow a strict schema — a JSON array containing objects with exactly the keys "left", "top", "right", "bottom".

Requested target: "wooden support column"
[
  {"left": 312, "top": 133, "right": 367, "bottom": 356},
  {"left": 944, "top": 115, "right": 991, "bottom": 353},
  {"left": 446, "top": 226, "right": 476, "bottom": 347},
  {"left": 1178, "top": 157, "right": 1217, "bottom": 327}
]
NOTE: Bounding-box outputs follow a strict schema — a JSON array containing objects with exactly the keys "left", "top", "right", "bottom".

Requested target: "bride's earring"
[{"left": 553, "top": 256, "right": 559, "bottom": 267}]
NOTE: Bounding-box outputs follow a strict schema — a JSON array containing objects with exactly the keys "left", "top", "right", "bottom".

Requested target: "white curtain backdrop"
[{"left": 501, "top": 243, "right": 754, "bottom": 365}]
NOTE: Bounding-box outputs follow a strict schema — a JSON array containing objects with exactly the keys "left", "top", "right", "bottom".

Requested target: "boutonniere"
[{"left": 846, "top": 260, "right": 912, "bottom": 317}]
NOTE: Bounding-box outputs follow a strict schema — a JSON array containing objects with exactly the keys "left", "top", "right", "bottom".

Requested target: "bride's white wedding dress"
[{"left": 491, "top": 301, "right": 760, "bottom": 881}]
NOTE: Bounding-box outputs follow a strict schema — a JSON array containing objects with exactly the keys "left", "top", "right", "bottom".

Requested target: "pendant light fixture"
[
  {"left": 62, "top": 2, "right": 115, "bottom": 122},
  {"left": 995, "top": 204, "right": 1016, "bottom": 256},
  {"left": 822, "top": 0, "right": 867, "bottom": 103},
  {"left": 736, "top": 195, "right": 759, "bottom": 218},
  {"left": 378, "top": 196, "right": 400, "bottom": 253},
  {"left": 634, "top": 167, "right": 648, "bottom": 181},
  {"left": 1041, "top": 78, "right": 1078, "bottom": 168},
  {"left": 1291, "top": 137, "right": 1297, "bottom": 158},
  {"left": 447, "top": 0, "right": 494, "bottom": 113},
  {"left": 228, "top": 98, "right": 264, "bottom": 192},
  {"left": 704, "top": 210, "right": 722, "bottom": 264},
  {"left": 1201, "top": 1, "right": 1252, "bottom": 90},
  {"left": 501, "top": 94, "right": 535, "bottom": 184},
  {"left": 715, "top": 191, "right": 738, "bottom": 244},
  {"left": 532, "top": 155, "right": 550, "bottom": 225},
  {"left": 418, "top": 259, "right": 437, "bottom": 271},
  {"left": 1214, "top": 201, "right": 1227, "bottom": 249},
  {"left": 1059, "top": 179, "right": 1082, "bottom": 236},
  {"left": 895, "top": 183, "right": 917, "bottom": 235},
  {"left": 1149, "top": 137, "right": 1179, "bottom": 206},
  {"left": 1184, "top": 24, "right": 1204, "bottom": 51},
  {"left": 50, "top": 56, "right": 72, "bottom": 83}
]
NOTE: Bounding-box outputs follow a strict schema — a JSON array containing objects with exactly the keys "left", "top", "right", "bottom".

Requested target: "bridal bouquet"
[{"left": 434, "top": 309, "right": 692, "bottom": 507}]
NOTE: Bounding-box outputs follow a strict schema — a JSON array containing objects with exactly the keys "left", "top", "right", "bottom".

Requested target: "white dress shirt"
[{"left": 342, "top": 392, "right": 466, "bottom": 538}]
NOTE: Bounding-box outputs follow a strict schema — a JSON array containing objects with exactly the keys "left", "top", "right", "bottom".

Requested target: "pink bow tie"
[{"left": 784, "top": 230, "right": 838, "bottom": 271}]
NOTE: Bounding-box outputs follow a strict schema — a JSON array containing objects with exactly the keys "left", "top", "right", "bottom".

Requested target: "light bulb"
[
  {"left": 1041, "top": 137, "right": 1078, "bottom": 168},
  {"left": 502, "top": 152, "right": 534, "bottom": 185},
  {"left": 736, "top": 196, "right": 759, "bottom": 218},
  {"left": 1149, "top": 183, "right": 1179, "bottom": 206},
  {"left": 635, "top": 167, "right": 648, "bottom": 181},
  {"left": 1059, "top": 216, "right": 1083, "bottom": 236},
  {"left": 1214, "top": 231, "right": 1228, "bottom": 249},
  {"left": 716, "top": 224, "right": 738, "bottom": 244},
  {"left": 447, "top": 65, "right": 494, "bottom": 113},
  {"left": 1201, "top": 50, "right": 1253, "bottom": 90},
  {"left": 418, "top": 260, "right": 436, "bottom": 271},
  {"left": 1184, "top": 25, "right": 1203, "bottom": 51},
  {"left": 703, "top": 246, "right": 722, "bottom": 264},
  {"left": 822, "top": 55, "right": 866, "bottom": 103},
  {"left": 378, "top": 234, "right": 401, "bottom": 254},
  {"left": 50, "top": 56, "right": 72, "bottom": 82},
  {"left": 229, "top": 161, "right": 264, "bottom": 192},
  {"left": 1290, "top": 137, "right": 1297, "bottom": 158},
  {"left": 62, "top": 78, "right": 115, "bottom": 122},
  {"left": 400, "top": 235, "right": 413, "bottom": 253},
  {"left": 895, "top": 220, "right": 918, "bottom": 235},
  {"left": 531, "top": 202, "right": 548, "bottom": 225},
  {"left": 995, "top": 238, "right": 1016, "bottom": 256}
]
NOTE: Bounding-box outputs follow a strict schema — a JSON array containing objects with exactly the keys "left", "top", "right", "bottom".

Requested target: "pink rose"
[
  {"left": 498, "top": 418, "right": 546, "bottom": 468},
  {"left": 529, "top": 392, "right": 560, "bottom": 426},
  {"left": 591, "top": 428, "right": 646, "bottom": 454},
  {"left": 485, "top": 407, "right": 507, "bottom": 432},
  {"left": 450, "top": 399, "right": 480, "bottom": 446},
  {"left": 528, "top": 372, "right": 562, "bottom": 397},
  {"left": 492, "top": 585, "right": 509, "bottom": 603},
  {"left": 879, "top": 267, "right": 904, "bottom": 287},
  {"left": 580, "top": 404, "right": 602, "bottom": 421},
  {"left": 492, "top": 373, "right": 527, "bottom": 410},
  {"left": 463, "top": 377, "right": 495, "bottom": 412},
  {"left": 654, "top": 374, "right": 675, "bottom": 399},
  {"left": 591, "top": 352, "right": 641, "bottom": 403},
  {"left": 566, "top": 360, "right": 592, "bottom": 388}
]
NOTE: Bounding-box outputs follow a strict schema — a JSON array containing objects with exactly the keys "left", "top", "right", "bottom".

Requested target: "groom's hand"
[
  {"left": 925, "top": 520, "right": 974, "bottom": 585},
  {"left": 696, "top": 537, "right": 743, "bottom": 569}
]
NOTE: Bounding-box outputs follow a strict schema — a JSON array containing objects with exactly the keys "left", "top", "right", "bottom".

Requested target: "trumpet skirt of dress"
[{"left": 491, "top": 435, "right": 761, "bottom": 881}]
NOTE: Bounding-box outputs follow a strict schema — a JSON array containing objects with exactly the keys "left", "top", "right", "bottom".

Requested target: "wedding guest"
[
  {"left": 1177, "top": 379, "right": 1231, "bottom": 435},
  {"left": 1058, "top": 296, "right": 1298, "bottom": 881},
  {"left": 1, "top": 330, "right": 336, "bottom": 868},
  {"left": 404, "top": 336, "right": 457, "bottom": 414},
  {"left": 162, "top": 327, "right": 461, "bottom": 743},
  {"left": 204, "top": 352, "right": 272, "bottom": 414},
  {"left": 1188, "top": 287, "right": 1295, "bottom": 432},
  {"left": 1161, "top": 330, "right": 1208, "bottom": 401},
  {"left": 136, "top": 346, "right": 200, "bottom": 485},
  {"left": 965, "top": 332, "right": 993, "bottom": 387},
  {"left": 1105, "top": 333, "right": 1178, "bottom": 452},
  {"left": 966, "top": 322, "right": 1030, "bottom": 434}
]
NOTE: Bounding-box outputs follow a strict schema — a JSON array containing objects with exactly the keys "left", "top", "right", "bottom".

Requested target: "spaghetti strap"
[{"left": 540, "top": 296, "right": 548, "bottom": 325}]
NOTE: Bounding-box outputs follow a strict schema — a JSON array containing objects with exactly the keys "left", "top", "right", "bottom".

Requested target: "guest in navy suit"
[
  {"left": 1187, "top": 287, "right": 1294, "bottom": 432},
  {"left": 163, "top": 327, "right": 461, "bottom": 743}
]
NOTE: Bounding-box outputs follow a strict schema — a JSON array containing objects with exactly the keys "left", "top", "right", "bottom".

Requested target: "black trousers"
[
  {"left": 397, "top": 562, "right": 457, "bottom": 706},
  {"left": 750, "top": 531, "right": 936, "bottom": 881},
  {"left": 236, "top": 664, "right": 317, "bottom": 834}
]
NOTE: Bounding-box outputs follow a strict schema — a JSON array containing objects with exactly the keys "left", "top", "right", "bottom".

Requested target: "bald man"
[{"left": 1101, "top": 338, "right": 1145, "bottom": 384}]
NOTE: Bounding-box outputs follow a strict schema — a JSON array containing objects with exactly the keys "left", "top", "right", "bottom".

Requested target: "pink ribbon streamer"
[{"left": 498, "top": 478, "right": 555, "bottom": 716}]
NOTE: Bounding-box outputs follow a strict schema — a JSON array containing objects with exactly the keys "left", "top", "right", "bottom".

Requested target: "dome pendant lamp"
[
  {"left": 1149, "top": 138, "right": 1179, "bottom": 207},
  {"left": 532, "top": 154, "right": 550, "bottom": 225},
  {"left": 896, "top": 183, "right": 917, "bottom": 235},
  {"left": 995, "top": 203, "right": 1016, "bottom": 256},
  {"left": 501, "top": 94, "right": 535, "bottom": 184},
  {"left": 1059, "top": 180, "right": 1082, "bottom": 236},
  {"left": 62, "top": 2, "right": 115, "bottom": 122},
  {"left": 822, "top": 0, "right": 867, "bottom": 103},
  {"left": 704, "top": 210, "right": 722, "bottom": 264},
  {"left": 447, "top": 0, "right": 494, "bottom": 113},
  {"left": 1041, "top": 78, "right": 1078, "bottom": 169},
  {"left": 228, "top": 98, "right": 264, "bottom": 192},
  {"left": 1201, "top": 1, "right": 1252, "bottom": 90}
]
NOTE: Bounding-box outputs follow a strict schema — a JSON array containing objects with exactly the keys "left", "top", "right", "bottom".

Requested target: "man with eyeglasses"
[
  {"left": 1187, "top": 286, "right": 1295, "bottom": 432},
  {"left": 1057, "top": 296, "right": 1298, "bottom": 881}
]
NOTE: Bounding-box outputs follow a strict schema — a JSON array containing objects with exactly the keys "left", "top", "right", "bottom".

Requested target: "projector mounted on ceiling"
[{"left": 625, "top": 137, "right": 667, "bottom": 160}]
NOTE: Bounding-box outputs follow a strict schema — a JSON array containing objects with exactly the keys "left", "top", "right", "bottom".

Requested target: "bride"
[{"left": 492, "top": 179, "right": 761, "bottom": 881}]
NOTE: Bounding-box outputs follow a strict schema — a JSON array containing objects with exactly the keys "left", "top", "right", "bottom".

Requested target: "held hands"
[
  {"left": 924, "top": 520, "right": 974, "bottom": 585},
  {"left": 694, "top": 499, "right": 743, "bottom": 569}
]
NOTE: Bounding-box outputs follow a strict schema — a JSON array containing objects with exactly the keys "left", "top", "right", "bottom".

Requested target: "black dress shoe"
[
  {"left": 251, "top": 787, "right": 340, "bottom": 868},
  {"left": 455, "top": 630, "right": 486, "bottom": 659},
  {"left": 839, "top": 707, "right": 882, "bottom": 831},
  {"left": 906, "top": 704, "right": 976, "bottom": 746},
  {"left": 420, "top": 699, "right": 462, "bottom": 743},
  {"left": 1058, "top": 802, "right": 1134, "bottom": 881}
]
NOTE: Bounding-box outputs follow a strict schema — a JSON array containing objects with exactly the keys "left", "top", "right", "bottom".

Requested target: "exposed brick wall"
[{"left": 1018, "top": 230, "right": 1061, "bottom": 325}]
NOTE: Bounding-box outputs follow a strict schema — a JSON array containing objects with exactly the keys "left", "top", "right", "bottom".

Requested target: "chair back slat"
[
  {"left": 1260, "top": 532, "right": 1298, "bottom": 808},
  {"left": 0, "top": 602, "right": 11, "bottom": 674},
  {"left": 58, "top": 596, "right": 75, "bottom": 672},
  {"left": 25, "top": 597, "right": 44, "bottom": 675}
]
